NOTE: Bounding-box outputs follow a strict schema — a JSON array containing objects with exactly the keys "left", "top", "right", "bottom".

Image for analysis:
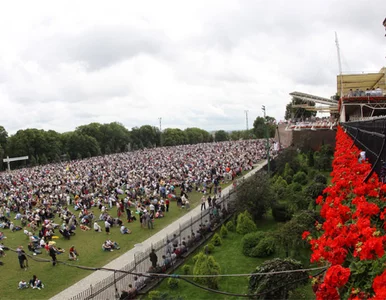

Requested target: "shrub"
[
  {"left": 236, "top": 212, "right": 257, "bottom": 235},
  {"left": 242, "top": 231, "right": 265, "bottom": 256},
  {"left": 225, "top": 220, "right": 235, "bottom": 232},
  {"left": 168, "top": 277, "right": 179, "bottom": 289},
  {"left": 293, "top": 171, "right": 308, "bottom": 185},
  {"left": 250, "top": 237, "right": 276, "bottom": 257},
  {"left": 193, "top": 252, "right": 221, "bottom": 289},
  {"left": 289, "top": 182, "right": 302, "bottom": 193},
  {"left": 182, "top": 264, "right": 191, "bottom": 275},
  {"left": 314, "top": 173, "right": 327, "bottom": 184},
  {"left": 148, "top": 291, "right": 163, "bottom": 300},
  {"left": 220, "top": 225, "right": 228, "bottom": 238},
  {"left": 272, "top": 203, "right": 292, "bottom": 222},
  {"left": 305, "top": 182, "right": 326, "bottom": 199},
  {"left": 211, "top": 233, "right": 222, "bottom": 246},
  {"left": 204, "top": 243, "right": 215, "bottom": 254}
]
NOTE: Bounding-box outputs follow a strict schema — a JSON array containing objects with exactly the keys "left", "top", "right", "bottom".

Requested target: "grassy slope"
[
  {"left": 1, "top": 186, "right": 216, "bottom": 300},
  {"left": 152, "top": 215, "right": 315, "bottom": 300}
]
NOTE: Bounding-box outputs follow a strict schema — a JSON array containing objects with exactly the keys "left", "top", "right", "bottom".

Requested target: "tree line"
[{"left": 0, "top": 116, "right": 276, "bottom": 170}]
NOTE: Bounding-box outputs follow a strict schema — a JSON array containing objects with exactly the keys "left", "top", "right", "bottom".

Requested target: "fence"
[
  {"left": 342, "top": 119, "right": 386, "bottom": 181},
  {"left": 69, "top": 190, "right": 236, "bottom": 300}
]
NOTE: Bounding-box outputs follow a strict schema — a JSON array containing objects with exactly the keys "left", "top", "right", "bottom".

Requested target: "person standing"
[
  {"left": 49, "top": 245, "right": 57, "bottom": 266},
  {"left": 149, "top": 249, "right": 158, "bottom": 268},
  {"left": 105, "top": 220, "right": 111, "bottom": 235},
  {"left": 165, "top": 199, "right": 170, "bottom": 212},
  {"left": 201, "top": 195, "right": 206, "bottom": 211},
  {"left": 17, "top": 246, "right": 28, "bottom": 270}
]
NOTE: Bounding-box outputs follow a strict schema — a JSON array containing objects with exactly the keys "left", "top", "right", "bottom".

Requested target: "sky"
[{"left": 0, "top": 0, "right": 385, "bottom": 135}]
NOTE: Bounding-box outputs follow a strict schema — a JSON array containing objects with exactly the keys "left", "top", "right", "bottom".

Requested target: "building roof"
[{"left": 337, "top": 67, "right": 386, "bottom": 96}]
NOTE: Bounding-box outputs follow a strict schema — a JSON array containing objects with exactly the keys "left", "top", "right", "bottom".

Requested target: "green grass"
[
  {"left": 150, "top": 215, "right": 314, "bottom": 300},
  {"left": 1, "top": 187, "right": 216, "bottom": 300}
]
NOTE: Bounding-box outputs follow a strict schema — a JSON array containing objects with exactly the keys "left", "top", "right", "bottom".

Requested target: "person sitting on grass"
[
  {"left": 120, "top": 225, "right": 131, "bottom": 234},
  {"left": 102, "top": 241, "right": 114, "bottom": 252},
  {"left": 106, "top": 239, "right": 120, "bottom": 250},
  {"left": 28, "top": 242, "right": 42, "bottom": 255},
  {"left": 69, "top": 245, "right": 79, "bottom": 261},
  {"left": 0, "top": 231, "right": 7, "bottom": 240},
  {"left": 18, "top": 280, "right": 28, "bottom": 289}
]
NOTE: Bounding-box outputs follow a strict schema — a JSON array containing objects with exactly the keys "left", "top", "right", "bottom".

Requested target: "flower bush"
[{"left": 305, "top": 126, "right": 386, "bottom": 299}]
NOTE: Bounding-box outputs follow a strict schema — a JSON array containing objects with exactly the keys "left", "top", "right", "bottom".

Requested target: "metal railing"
[{"left": 69, "top": 191, "right": 235, "bottom": 300}]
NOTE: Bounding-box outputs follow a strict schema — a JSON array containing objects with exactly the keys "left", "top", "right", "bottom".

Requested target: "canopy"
[{"left": 337, "top": 68, "right": 386, "bottom": 96}]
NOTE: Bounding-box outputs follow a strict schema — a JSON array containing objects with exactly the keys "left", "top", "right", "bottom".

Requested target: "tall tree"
[
  {"left": 162, "top": 128, "right": 188, "bottom": 146},
  {"left": 284, "top": 97, "right": 316, "bottom": 120},
  {"left": 214, "top": 130, "right": 229, "bottom": 142},
  {"left": 253, "top": 116, "right": 276, "bottom": 138}
]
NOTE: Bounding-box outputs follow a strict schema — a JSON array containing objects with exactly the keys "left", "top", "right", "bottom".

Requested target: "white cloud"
[{"left": 0, "top": 0, "right": 385, "bottom": 134}]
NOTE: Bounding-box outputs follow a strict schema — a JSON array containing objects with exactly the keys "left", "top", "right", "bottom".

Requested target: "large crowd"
[{"left": 0, "top": 139, "right": 273, "bottom": 293}]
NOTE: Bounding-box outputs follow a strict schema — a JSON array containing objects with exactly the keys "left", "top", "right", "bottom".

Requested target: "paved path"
[{"left": 51, "top": 160, "right": 267, "bottom": 300}]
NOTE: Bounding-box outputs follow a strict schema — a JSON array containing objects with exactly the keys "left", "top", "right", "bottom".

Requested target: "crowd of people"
[
  {"left": 347, "top": 87, "right": 384, "bottom": 97},
  {"left": 0, "top": 139, "right": 272, "bottom": 292}
]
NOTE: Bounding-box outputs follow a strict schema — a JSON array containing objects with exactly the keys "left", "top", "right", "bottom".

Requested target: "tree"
[
  {"left": 253, "top": 116, "right": 276, "bottom": 139},
  {"left": 184, "top": 127, "right": 211, "bottom": 144},
  {"left": 235, "top": 172, "right": 276, "bottom": 221},
  {"left": 0, "top": 126, "right": 8, "bottom": 151},
  {"left": 193, "top": 252, "right": 221, "bottom": 289},
  {"left": 249, "top": 258, "right": 309, "bottom": 299},
  {"left": 214, "top": 130, "right": 229, "bottom": 142},
  {"left": 163, "top": 128, "right": 188, "bottom": 146},
  {"left": 284, "top": 97, "right": 316, "bottom": 120}
]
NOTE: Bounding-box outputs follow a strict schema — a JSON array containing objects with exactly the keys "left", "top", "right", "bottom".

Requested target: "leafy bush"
[
  {"left": 289, "top": 182, "right": 302, "bottom": 193},
  {"left": 242, "top": 231, "right": 265, "bottom": 256},
  {"left": 168, "top": 278, "right": 179, "bottom": 289},
  {"left": 148, "top": 291, "right": 163, "bottom": 300},
  {"left": 305, "top": 182, "right": 326, "bottom": 199},
  {"left": 182, "top": 264, "right": 191, "bottom": 275},
  {"left": 293, "top": 171, "right": 308, "bottom": 185},
  {"left": 314, "top": 173, "right": 327, "bottom": 184},
  {"left": 204, "top": 243, "right": 215, "bottom": 254},
  {"left": 211, "top": 233, "right": 222, "bottom": 246},
  {"left": 272, "top": 203, "right": 292, "bottom": 222},
  {"left": 250, "top": 237, "right": 276, "bottom": 257},
  {"left": 236, "top": 212, "right": 257, "bottom": 235},
  {"left": 193, "top": 252, "right": 221, "bottom": 289},
  {"left": 220, "top": 225, "right": 228, "bottom": 238},
  {"left": 225, "top": 220, "right": 235, "bottom": 232}
]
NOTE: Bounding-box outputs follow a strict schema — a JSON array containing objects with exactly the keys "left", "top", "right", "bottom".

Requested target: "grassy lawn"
[
  {"left": 1, "top": 186, "right": 219, "bottom": 300},
  {"left": 150, "top": 215, "right": 314, "bottom": 300}
]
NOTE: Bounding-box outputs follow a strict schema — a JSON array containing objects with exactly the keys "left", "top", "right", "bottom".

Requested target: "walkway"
[{"left": 51, "top": 160, "right": 267, "bottom": 300}]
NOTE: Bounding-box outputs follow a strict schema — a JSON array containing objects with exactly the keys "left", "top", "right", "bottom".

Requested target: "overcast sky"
[{"left": 0, "top": 0, "right": 385, "bottom": 135}]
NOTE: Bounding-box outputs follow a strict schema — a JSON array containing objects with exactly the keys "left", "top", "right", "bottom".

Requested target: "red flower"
[
  {"left": 324, "top": 265, "right": 351, "bottom": 288},
  {"left": 302, "top": 231, "right": 311, "bottom": 240}
]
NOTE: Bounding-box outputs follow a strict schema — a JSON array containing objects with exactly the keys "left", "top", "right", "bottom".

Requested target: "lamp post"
[
  {"left": 261, "top": 106, "right": 270, "bottom": 175},
  {"left": 158, "top": 117, "right": 162, "bottom": 147}
]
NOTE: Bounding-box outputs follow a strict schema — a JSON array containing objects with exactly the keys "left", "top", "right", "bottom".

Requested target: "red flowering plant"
[{"left": 305, "top": 126, "right": 386, "bottom": 299}]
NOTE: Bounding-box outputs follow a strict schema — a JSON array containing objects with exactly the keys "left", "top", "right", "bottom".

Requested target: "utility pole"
[
  {"left": 158, "top": 117, "right": 162, "bottom": 147},
  {"left": 244, "top": 110, "right": 249, "bottom": 131},
  {"left": 261, "top": 106, "right": 270, "bottom": 175}
]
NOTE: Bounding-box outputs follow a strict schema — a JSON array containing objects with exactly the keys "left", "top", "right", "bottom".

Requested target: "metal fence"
[
  {"left": 69, "top": 191, "right": 236, "bottom": 300},
  {"left": 342, "top": 119, "right": 386, "bottom": 180}
]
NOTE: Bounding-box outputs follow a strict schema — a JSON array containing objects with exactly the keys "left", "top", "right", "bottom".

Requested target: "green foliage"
[
  {"left": 253, "top": 116, "right": 276, "bottom": 138},
  {"left": 148, "top": 291, "right": 163, "bottom": 300},
  {"left": 184, "top": 127, "right": 211, "bottom": 144},
  {"left": 249, "top": 258, "right": 309, "bottom": 299},
  {"left": 163, "top": 128, "right": 188, "bottom": 146},
  {"left": 307, "top": 151, "right": 314, "bottom": 167},
  {"left": 289, "top": 182, "right": 302, "bottom": 193},
  {"left": 236, "top": 212, "right": 257, "bottom": 235},
  {"left": 274, "top": 210, "right": 319, "bottom": 257},
  {"left": 283, "top": 163, "right": 294, "bottom": 178},
  {"left": 204, "top": 243, "right": 215, "bottom": 254},
  {"left": 225, "top": 220, "right": 235, "bottom": 232},
  {"left": 284, "top": 97, "right": 316, "bottom": 120},
  {"left": 235, "top": 173, "right": 276, "bottom": 221},
  {"left": 182, "top": 264, "right": 191, "bottom": 275},
  {"left": 314, "top": 173, "right": 327, "bottom": 184},
  {"left": 250, "top": 237, "right": 276, "bottom": 258},
  {"left": 211, "top": 233, "right": 222, "bottom": 246},
  {"left": 168, "top": 278, "right": 179, "bottom": 289},
  {"left": 220, "top": 225, "right": 228, "bottom": 238},
  {"left": 242, "top": 231, "right": 265, "bottom": 256},
  {"left": 272, "top": 203, "right": 293, "bottom": 222},
  {"left": 214, "top": 130, "right": 229, "bottom": 142},
  {"left": 305, "top": 182, "right": 326, "bottom": 199},
  {"left": 193, "top": 252, "right": 221, "bottom": 289},
  {"left": 293, "top": 171, "right": 308, "bottom": 185}
]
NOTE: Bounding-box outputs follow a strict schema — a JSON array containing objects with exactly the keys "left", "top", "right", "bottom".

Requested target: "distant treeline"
[{"left": 0, "top": 116, "right": 276, "bottom": 169}]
